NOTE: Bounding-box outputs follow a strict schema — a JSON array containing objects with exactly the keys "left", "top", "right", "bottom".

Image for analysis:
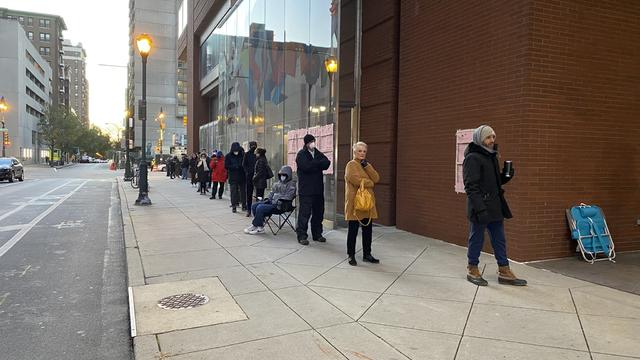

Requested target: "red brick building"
[{"left": 181, "top": 0, "right": 639, "bottom": 261}]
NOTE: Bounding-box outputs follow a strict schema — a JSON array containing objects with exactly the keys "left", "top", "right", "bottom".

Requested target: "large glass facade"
[{"left": 199, "top": 0, "right": 339, "bottom": 221}]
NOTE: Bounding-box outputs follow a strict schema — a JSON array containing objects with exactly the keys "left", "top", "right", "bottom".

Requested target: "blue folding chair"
[{"left": 566, "top": 203, "right": 616, "bottom": 263}]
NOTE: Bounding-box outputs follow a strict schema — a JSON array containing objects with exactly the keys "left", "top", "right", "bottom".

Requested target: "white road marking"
[
  {"left": 0, "top": 180, "right": 74, "bottom": 223},
  {"left": 0, "top": 224, "right": 27, "bottom": 232},
  {"left": 0, "top": 180, "right": 88, "bottom": 258},
  {"left": 52, "top": 220, "right": 85, "bottom": 229}
]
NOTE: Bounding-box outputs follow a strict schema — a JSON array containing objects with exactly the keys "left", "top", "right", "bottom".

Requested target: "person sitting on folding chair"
[{"left": 244, "top": 165, "right": 296, "bottom": 235}]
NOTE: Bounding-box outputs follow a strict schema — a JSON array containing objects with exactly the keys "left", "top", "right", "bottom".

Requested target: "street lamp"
[
  {"left": 324, "top": 55, "right": 338, "bottom": 122},
  {"left": 155, "top": 107, "right": 165, "bottom": 155},
  {"left": 124, "top": 109, "right": 134, "bottom": 180},
  {"left": 135, "top": 33, "right": 153, "bottom": 206},
  {"left": 0, "top": 97, "right": 8, "bottom": 157}
]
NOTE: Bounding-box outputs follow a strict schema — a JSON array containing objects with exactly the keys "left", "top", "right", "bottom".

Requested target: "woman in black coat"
[
  {"left": 189, "top": 153, "right": 198, "bottom": 187},
  {"left": 252, "top": 148, "right": 270, "bottom": 201},
  {"left": 225, "top": 142, "right": 246, "bottom": 213},
  {"left": 196, "top": 154, "right": 209, "bottom": 195}
]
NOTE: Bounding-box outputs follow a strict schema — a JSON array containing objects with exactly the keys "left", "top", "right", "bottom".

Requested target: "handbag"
[
  {"left": 353, "top": 179, "right": 373, "bottom": 226},
  {"left": 266, "top": 165, "right": 274, "bottom": 179}
]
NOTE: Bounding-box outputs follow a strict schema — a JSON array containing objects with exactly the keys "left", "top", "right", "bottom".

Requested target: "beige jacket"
[{"left": 344, "top": 159, "right": 380, "bottom": 221}]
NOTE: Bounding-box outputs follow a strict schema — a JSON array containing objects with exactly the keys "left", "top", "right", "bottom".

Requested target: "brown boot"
[
  {"left": 498, "top": 266, "right": 527, "bottom": 286},
  {"left": 467, "top": 265, "right": 488, "bottom": 286}
]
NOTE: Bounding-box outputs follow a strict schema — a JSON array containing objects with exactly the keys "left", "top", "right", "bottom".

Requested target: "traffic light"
[
  {"left": 183, "top": 116, "right": 187, "bottom": 126},
  {"left": 2, "top": 131, "right": 9, "bottom": 146}
]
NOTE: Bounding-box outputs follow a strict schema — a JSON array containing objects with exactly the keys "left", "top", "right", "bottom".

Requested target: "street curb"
[
  {"left": 116, "top": 178, "right": 162, "bottom": 359},
  {"left": 54, "top": 163, "right": 78, "bottom": 169}
]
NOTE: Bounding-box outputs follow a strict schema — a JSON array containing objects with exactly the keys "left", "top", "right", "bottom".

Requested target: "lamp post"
[
  {"left": 135, "top": 33, "right": 152, "bottom": 206},
  {"left": 124, "top": 109, "right": 134, "bottom": 180},
  {"left": 0, "top": 97, "right": 8, "bottom": 157},
  {"left": 155, "top": 107, "right": 165, "bottom": 155},
  {"left": 324, "top": 56, "right": 338, "bottom": 120}
]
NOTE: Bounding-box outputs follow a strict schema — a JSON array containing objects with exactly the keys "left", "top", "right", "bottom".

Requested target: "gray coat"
[{"left": 269, "top": 166, "right": 296, "bottom": 206}]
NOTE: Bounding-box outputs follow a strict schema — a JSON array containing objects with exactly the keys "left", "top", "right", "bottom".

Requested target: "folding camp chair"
[
  {"left": 566, "top": 203, "right": 616, "bottom": 264},
  {"left": 265, "top": 198, "right": 296, "bottom": 235}
]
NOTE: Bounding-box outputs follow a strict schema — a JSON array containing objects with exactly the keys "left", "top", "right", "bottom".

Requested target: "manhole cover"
[{"left": 157, "top": 293, "right": 209, "bottom": 310}]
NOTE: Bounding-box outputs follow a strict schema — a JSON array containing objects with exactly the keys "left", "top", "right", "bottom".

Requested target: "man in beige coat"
[{"left": 344, "top": 141, "right": 380, "bottom": 266}]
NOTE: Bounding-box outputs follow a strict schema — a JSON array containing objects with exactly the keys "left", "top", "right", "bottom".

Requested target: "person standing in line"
[
  {"left": 344, "top": 141, "right": 380, "bottom": 266},
  {"left": 463, "top": 124, "right": 526, "bottom": 286},
  {"left": 180, "top": 154, "right": 189, "bottom": 180},
  {"left": 196, "top": 153, "right": 210, "bottom": 195},
  {"left": 210, "top": 151, "right": 227, "bottom": 200},
  {"left": 252, "top": 148, "right": 271, "bottom": 204},
  {"left": 295, "top": 134, "right": 331, "bottom": 245},
  {"left": 225, "top": 142, "right": 246, "bottom": 213},
  {"left": 172, "top": 155, "right": 180, "bottom": 179},
  {"left": 189, "top": 153, "right": 198, "bottom": 187},
  {"left": 243, "top": 141, "right": 258, "bottom": 217}
]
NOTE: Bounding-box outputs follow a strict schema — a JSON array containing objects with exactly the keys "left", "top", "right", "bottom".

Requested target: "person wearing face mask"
[
  {"left": 463, "top": 124, "right": 525, "bottom": 287},
  {"left": 252, "top": 148, "right": 271, "bottom": 208},
  {"left": 344, "top": 141, "right": 380, "bottom": 266},
  {"left": 243, "top": 141, "right": 258, "bottom": 216},
  {"left": 244, "top": 166, "right": 297, "bottom": 235},
  {"left": 196, "top": 153, "right": 210, "bottom": 195},
  {"left": 295, "top": 134, "right": 331, "bottom": 245},
  {"left": 210, "top": 151, "right": 227, "bottom": 199},
  {"left": 225, "top": 142, "right": 247, "bottom": 213}
]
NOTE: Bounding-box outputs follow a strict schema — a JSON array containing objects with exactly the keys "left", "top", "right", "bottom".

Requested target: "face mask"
[
  {"left": 279, "top": 175, "right": 287, "bottom": 182},
  {"left": 233, "top": 151, "right": 239, "bottom": 155},
  {"left": 308, "top": 142, "right": 316, "bottom": 150}
]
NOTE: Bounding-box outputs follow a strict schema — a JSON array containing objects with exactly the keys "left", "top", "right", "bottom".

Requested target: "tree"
[{"left": 39, "top": 105, "right": 81, "bottom": 162}]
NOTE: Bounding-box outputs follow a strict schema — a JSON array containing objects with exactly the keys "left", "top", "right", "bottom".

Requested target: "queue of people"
[{"left": 167, "top": 124, "right": 525, "bottom": 286}]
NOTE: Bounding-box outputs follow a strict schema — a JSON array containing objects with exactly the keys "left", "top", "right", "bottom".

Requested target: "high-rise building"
[
  {"left": 0, "top": 18, "right": 52, "bottom": 163},
  {"left": 127, "top": 0, "right": 184, "bottom": 157},
  {"left": 62, "top": 40, "right": 89, "bottom": 127},
  {"left": 0, "top": 8, "right": 67, "bottom": 108}
]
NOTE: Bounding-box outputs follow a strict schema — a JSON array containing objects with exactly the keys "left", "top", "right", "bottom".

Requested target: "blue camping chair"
[{"left": 566, "top": 203, "right": 616, "bottom": 263}]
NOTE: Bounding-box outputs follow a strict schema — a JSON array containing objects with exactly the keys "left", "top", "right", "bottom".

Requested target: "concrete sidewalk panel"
[
  {"left": 572, "top": 286, "right": 640, "bottom": 319},
  {"left": 581, "top": 314, "right": 640, "bottom": 358},
  {"left": 276, "top": 263, "right": 333, "bottom": 284},
  {"left": 310, "top": 286, "right": 380, "bottom": 320},
  {"left": 126, "top": 247, "right": 146, "bottom": 287},
  {"left": 360, "top": 294, "right": 470, "bottom": 334},
  {"left": 226, "top": 245, "right": 298, "bottom": 265},
  {"left": 274, "top": 286, "right": 353, "bottom": 328},
  {"left": 309, "top": 268, "right": 399, "bottom": 293},
  {"left": 318, "top": 322, "right": 410, "bottom": 360},
  {"left": 247, "top": 262, "right": 303, "bottom": 289},
  {"left": 132, "top": 277, "right": 247, "bottom": 336},
  {"left": 142, "top": 248, "right": 240, "bottom": 277},
  {"left": 211, "top": 233, "right": 265, "bottom": 248},
  {"left": 336, "top": 255, "right": 417, "bottom": 274},
  {"left": 405, "top": 251, "right": 466, "bottom": 279},
  {"left": 386, "top": 273, "right": 477, "bottom": 302},
  {"left": 466, "top": 304, "right": 588, "bottom": 351},
  {"left": 138, "top": 236, "right": 221, "bottom": 256},
  {"left": 133, "top": 335, "right": 160, "bottom": 360},
  {"left": 277, "top": 247, "right": 347, "bottom": 267},
  {"left": 456, "top": 337, "right": 590, "bottom": 360},
  {"left": 145, "top": 265, "right": 267, "bottom": 295},
  {"left": 475, "top": 283, "right": 575, "bottom": 313},
  {"left": 157, "top": 291, "right": 310, "bottom": 355},
  {"left": 362, "top": 322, "right": 460, "bottom": 360},
  {"left": 592, "top": 354, "right": 640, "bottom": 360},
  {"left": 168, "top": 330, "right": 345, "bottom": 360},
  {"left": 484, "top": 263, "right": 592, "bottom": 288}
]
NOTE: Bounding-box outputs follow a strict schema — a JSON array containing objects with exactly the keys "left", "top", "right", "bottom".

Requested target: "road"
[{"left": 0, "top": 163, "right": 132, "bottom": 360}]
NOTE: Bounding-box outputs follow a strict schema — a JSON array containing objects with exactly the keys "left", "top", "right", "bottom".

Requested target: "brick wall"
[{"left": 395, "top": 0, "right": 639, "bottom": 261}]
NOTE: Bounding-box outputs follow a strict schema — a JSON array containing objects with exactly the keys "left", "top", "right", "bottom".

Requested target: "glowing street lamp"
[
  {"left": 1, "top": 97, "right": 9, "bottom": 157},
  {"left": 135, "top": 33, "right": 153, "bottom": 206}
]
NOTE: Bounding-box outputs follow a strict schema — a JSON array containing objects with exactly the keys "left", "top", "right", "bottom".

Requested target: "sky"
[{"left": 0, "top": 0, "right": 129, "bottom": 138}]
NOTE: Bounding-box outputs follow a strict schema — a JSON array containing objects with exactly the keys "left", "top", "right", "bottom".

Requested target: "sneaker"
[
  {"left": 249, "top": 226, "right": 265, "bottom": 235},
  {"left": 244, "top": 225, "right": 257, "bottom": 234}
]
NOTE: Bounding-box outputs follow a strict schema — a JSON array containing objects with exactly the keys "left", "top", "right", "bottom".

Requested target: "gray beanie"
[{"left": 472, "top": 125, "right": 496, "bottom": 146}]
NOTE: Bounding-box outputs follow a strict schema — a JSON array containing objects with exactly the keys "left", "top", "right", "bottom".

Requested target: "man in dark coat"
[
  {"left": 225, "top": 142, "right": 246, "bottom": 213},
  {"left": 295, "top": 134, "right": 331, "bottom": 245},
  {"left": 463, "top": 124, "right": 526, "bottom": 287},
  {"left": 180, "top": 154, "right": 189, "bottom": 179},
  {"left": 242, "top": 141, "right": 258, "bottom": 217}
]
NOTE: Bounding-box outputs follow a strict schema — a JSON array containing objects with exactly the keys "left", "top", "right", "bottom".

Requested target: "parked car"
[{"left": 0, "top": 157, "right": 24, "bottom": 182}]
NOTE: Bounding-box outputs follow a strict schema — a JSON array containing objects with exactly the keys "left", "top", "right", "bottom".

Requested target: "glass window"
[
  {"left": 39, "top": 19, "right": 45, "bottom": 27},
  {"left": 263, "top": 0, "right": 285, "bottom": 171},
  {"left": 27, "top": 17, "right": 33, "bottom": 25},
  {"left": 19, "top": 16, "right": 24, "bottom": 23},
  {"left": 27, "top": 31, "right": 33, "bottom": 40}
]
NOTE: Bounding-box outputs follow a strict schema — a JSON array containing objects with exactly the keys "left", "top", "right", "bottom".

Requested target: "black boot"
[
  {"left": 348, "top": 257, "right": 357, "bottom": 266},
  {"left": 363, "top": 254, "right": 380, "bottom": 264}
]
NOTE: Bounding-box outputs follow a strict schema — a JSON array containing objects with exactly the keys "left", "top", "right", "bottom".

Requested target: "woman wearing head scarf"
[
  {"left": 463, "top": 124, "right": 525, "bottom": 286},
  {"left": 344, "top": 141, "right": 380, "bottom": 266}
]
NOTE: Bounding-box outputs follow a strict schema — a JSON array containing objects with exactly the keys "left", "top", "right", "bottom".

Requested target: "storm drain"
[{"left": 157, "top": 293, "right": 209, "bottom": 310}]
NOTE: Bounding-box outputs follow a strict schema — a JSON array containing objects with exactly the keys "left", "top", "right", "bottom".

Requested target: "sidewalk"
[{"left": 119, "top": 172, "right": 640, "bottom": 360}]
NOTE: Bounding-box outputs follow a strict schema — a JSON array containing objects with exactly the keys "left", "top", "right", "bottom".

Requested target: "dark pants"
[
  {"left": 169, "top": 168, "right": 175, "bottom": 179},
  {"left": 212, "top": 181, "right": 225, "bottom": 198},
  {"left": 230, "top": 182, "right": 247, "bottom": 209},
  {"left": 251, "top": 201, "right": 278, "bottom": 227},
  {"left": 296, "top": 194, "right": 324, "bottom": 240},
  {"left": 199, "top": 179, "right": 207, "bottom": 194},
  {"left": 255, "top": 187, "right": 265, "bottom": 200},
  {"left": 181, "top": 168, "right": 188, "bottom": 179},
  {"left": 246, "top": 178, "right": 254, "bottom": 212},
  {"left": 347, "top": 219, "right": 372, "bottom": 257},
  {"left": 467, "top": 220, "right": 509, "bottom": 267}
]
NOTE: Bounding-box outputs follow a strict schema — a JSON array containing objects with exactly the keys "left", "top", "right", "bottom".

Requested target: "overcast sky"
[{"left": 0, "top": 0, "right": 129, "bottom": 137}]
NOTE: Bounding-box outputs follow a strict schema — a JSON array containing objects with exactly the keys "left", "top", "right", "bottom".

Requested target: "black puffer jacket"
[
  {"left": 253, "top": 155, "right": 270, "bottom": 190},
  {"left": 295, "top": 148, "right": 330, "bottom": 196},
  {"left": 225, "top": 142, "right": 246, "bottom": 185},
  {"left": 242, "top": 146, "right": 257, "bottom": 178},
  {"left": 463, "top": 142, "right": 513, "bottom": 224}
]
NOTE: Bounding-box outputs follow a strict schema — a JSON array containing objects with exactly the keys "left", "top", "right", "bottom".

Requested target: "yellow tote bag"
[{"left": 354, "top": 179, "right": 373, "bottom": 226}]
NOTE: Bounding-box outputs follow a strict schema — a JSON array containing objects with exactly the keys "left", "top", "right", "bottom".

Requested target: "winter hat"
[
  {"left": 256, "top": 148, "right": 266, "bottom": 156},
  {"left": 303, "top": 134, "right": 316, "bottom": 145},
  {"left": 472, "top": 125, "right": 496, "bottom": 146},
  {"left": 216, "top": 151, "right": 223, "bottom": 158},
  {"left": 249, "top": 141, "right": 257, "bottom": 149}
]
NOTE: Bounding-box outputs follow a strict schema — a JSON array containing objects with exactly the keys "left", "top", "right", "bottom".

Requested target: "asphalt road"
[{"left": 0, "top": 163, "right": 133, "bottom": 360}]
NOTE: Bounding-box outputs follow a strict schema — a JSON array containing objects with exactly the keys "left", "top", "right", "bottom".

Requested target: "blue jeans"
[
  {"left": 181, "top": 168, "right": 188, "bottom": 179},
  {"left": 467, "top": 220, "right": 509, "bottom": 267},
  {"left": 251, "top": 201, "right": 278, "bottom": 227}
]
